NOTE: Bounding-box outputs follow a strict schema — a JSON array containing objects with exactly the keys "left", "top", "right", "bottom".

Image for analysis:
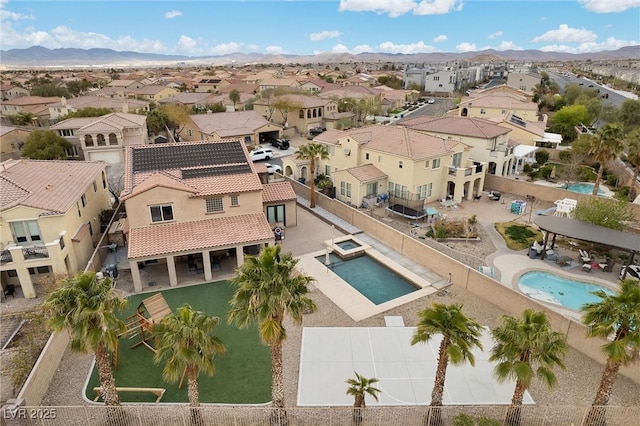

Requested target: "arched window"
[
  {"left": 84, "top": 135, "right": 94, "bottom": 147},
  {"left": 299, "top": 109, "right": 304, "bottom": 119},
  {"left": 318, "top": 108, "right": 322, "bottom": 117},
  {"left": 307, "top": 110, "right": 311, "bottom": 119},
  {"left": 312, "top": 109, "right": 317, "bottom": 118},
  {"left": 97, "top": 134, "right": 106, "bottom": 146},
  {"left": 108, "top": 133, "right": 118, "bottom": 145}
]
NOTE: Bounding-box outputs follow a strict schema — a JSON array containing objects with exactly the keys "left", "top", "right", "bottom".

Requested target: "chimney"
[{"left": 122, "top": 103, "right": 129, "bottom": 113}]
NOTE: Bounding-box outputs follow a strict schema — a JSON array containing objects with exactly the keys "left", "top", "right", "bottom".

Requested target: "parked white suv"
[{"left": 249, "top": 148, "right": 274, "bottom": 162}]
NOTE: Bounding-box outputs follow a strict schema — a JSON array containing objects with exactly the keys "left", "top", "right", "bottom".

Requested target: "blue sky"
[{"left": 1, "top": 0, "right": 638, "bottom": 56}]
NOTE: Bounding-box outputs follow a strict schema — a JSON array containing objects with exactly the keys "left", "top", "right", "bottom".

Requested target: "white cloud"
[
  {"left": 532, "top": 24, "right": 597, "bottom": 43},
  {"left": 352, "top": 44, "right": 373, "bottom": 54},
  {"left": 309, "top": 30, "right": 341, "bottom": 41},
  {"left": 208, "top": 42, "right": 245, "bottom": 56},
  {"left": 164, "top": 10, "right": 182, "bottom": 19},
  {"left": 579, "top": 0, "right": 640, "bottom": 13},
  {"left": 377, "top": 40, "right": 437, "bottom": 54},
  {"left": 456, "top": 42, "right": 477, "bottom": 52},
  {"left": 338, "top": 0, "right": 463, "bottom": 17},
  {"left": 331, "top": 44, "right": 351, "bottom": 53},
  {"left": 433, "top": 34, "right": 448, "bottom": 43},
  {"left": 176, "top": 35, "right": 197, "bottom": 53},
  {"left": 265, "top": 45, "right": 284, "bottom": 54},
  {"left": 488, "top": 31, "right": 503, "bottom": 40},
  {"left": 496, "top": 41, "right": 522, "bottom": 50},
  {"left": 540, "top": 37, "right": 638, "bottom": 53}
]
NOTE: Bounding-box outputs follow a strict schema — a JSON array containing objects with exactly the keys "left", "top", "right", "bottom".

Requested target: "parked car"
[
  {"left": 249, "top": 148, "right": 274, "bottom": 162},
  {"left": 265, "top": 163, "right": 282, "bottom": 174},
  {"left": 270, "top": 138, "right": 290, "bottom": 150},
  {"left": 309, "top": 127, "right": 326, "bottom": 136},
  {"left": 427, "top": 98, "right": 435, "bottom": 104}
]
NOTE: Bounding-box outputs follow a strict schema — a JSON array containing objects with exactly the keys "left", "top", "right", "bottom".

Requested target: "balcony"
[
  {"left": 448, "top": 162, "right": 485, "bottom": 178},
  {"left": 22, "top": 245, "right": 49, "bottom": 260}
]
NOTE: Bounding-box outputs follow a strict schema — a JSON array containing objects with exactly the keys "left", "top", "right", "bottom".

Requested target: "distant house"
[
  {"left": 0, "top": 84, "right": 30, "bottom": 101},
  {"left": 0, "top": 96, "right": 60, "bottom": 125},
  {"left": 50, "top": 112, "right": 148, "bottom": 163},
  {"left": 126, "top": 85, "right": 178, "bottom": 102},
  {"left": 506, "top": 72, "right": 541, "bottom": 95},
  {"left": 193, "top": 78, "right": 231, "bottom": 93},
  {"left": 181, "top": 110, "right": 282, "bottom": 147},
  {"left": 253, "top": 94, "right": 338, "bottom": 133},
  {"left": 48, "top": 96, "right": 150, "bottom": 121},
  {"left": 120, "top": 140, "right": 296, "bottom": 291},
  {"left": 0, "top": 126, "right": 31, "bottom": 160},
  {"left": 454, "top": 92, "right": 539, "bottom": 122},
  {"left": 0, "top": 159, "right": 112, "bottom": 298}
]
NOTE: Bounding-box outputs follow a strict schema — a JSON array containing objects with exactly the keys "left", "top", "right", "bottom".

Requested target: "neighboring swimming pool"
[
  {"left": 517, "top": 271, "right": 615, "bottom": 310},
  {"left": 564, "top": 182, "right": 607, "bottom": 196},
  {"left": 315, "top": 252, "right": 418, "bottom": 305}
]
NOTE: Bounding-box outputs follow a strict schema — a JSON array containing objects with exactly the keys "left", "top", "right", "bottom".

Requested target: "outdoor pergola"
[{"left": 534, "top": 216, "right": 640, "bottom": 280}]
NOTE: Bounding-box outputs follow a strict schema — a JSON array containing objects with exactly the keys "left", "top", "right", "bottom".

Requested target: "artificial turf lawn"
[{"left": 84, "top": 281, "right": 271, "bottom": 404}]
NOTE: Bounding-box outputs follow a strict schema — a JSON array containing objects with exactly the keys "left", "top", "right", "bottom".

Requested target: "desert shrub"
[
  {"left": 522, "top": 163, "right": 533, "bottom": 173},
  {"left": 535, "top": 149, "right": 550, "bottom": 165}
]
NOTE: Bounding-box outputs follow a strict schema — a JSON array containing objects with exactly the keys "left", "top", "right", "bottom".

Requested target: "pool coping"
[{"left": 297, "top": 245, "right": 438, "bottom": 322}]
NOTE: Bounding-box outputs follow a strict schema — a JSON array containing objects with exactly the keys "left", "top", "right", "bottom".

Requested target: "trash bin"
[
  {"left": 104, "top": 263, "right": 119, "bottom": 279},
  {"left": 298, "top": 178, "right": 306, "bottom": 184},
  {"left": 529, "top": 247, "right": 538, "bottom": 259}
]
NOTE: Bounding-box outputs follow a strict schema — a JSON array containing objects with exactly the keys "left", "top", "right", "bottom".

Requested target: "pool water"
[
  {"left": 564, "top": 183, "right": 605, "bottom": 195},
  {"left": 337, "top": 240, "right": 361, "bottom": 250},
  {"left": 518, "top": 271, "right": 614, "bottom": 310},
  {"left": 316, "top": 253, "right": 417, "bottom": 305}
]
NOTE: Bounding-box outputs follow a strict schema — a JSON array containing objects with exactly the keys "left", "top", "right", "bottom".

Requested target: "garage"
[{"left": 88, "top": 150, "right": 122, "bottom": 164}]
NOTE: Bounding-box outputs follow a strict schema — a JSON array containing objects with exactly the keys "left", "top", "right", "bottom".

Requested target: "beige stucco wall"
[
  {"left": 264, "top": 199, "right": 297, "bottom": 228},
  {"left": 0, "top": 129, "right": 30, "bottom": 159},
  {"left": 124, "top": 186, "right": 264, "bottom": 229},
  {"left": 460, "top": 105, "right": 538, "bottom": 122}
]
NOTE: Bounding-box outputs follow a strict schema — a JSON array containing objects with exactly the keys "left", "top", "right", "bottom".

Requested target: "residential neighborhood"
[{"left": 1, "top": 58, "right": 640, "bottom": 424}]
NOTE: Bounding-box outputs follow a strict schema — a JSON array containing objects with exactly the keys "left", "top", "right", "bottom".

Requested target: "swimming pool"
[
  {"left": 315, "top": 252, "right": 418, "bottom": 305},
  {"left": 517, "top": 271, "right": 614, "bottom": 310},
  {"left": 336, "top": 240, "right": 361, "bottom": 250},
  {"left": 564, "top": 183, "right": 606, "bottom": 196}
]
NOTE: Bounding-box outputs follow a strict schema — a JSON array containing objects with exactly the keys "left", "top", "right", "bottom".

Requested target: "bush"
[
  {"left": 535, "top": 149, "right": 550, "bottom": 165},
  {"left": 558, "top": 150, "right": 572, "bottom": 161},
  {"left": 523, "top": 163, "right": 532, "bottom": 173},
  {"left": 531, "top": 162, "right": 540, "bottom": 169}
]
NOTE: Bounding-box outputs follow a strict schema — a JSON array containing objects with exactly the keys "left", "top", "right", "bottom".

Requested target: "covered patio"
[{"left": 534, "top": 216, "right": 640, "bottom": 279}]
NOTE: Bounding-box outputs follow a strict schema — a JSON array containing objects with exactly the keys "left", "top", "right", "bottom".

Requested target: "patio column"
[
  {"left": 167, "top": 255, "right": 178, "bottom": 287},
  {"left": 17, "top": 267, "right": 36, "bottom": 299},
  {"left": 236, "top": 246, "right": 244, "bottom": 267},
  {"left": 202, "top": 251, "right": 212, "bottom": 282},
  {"left": 129, "top": 260, "right": 142, "bottom": 292}
]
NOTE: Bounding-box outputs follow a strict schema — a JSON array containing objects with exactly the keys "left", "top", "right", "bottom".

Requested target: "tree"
[
  {"left": 22, "top": 130, "right": 72, "bottom": 160},
  {"left": 548, "top": 104, "right": 591, "bottom": 143},
  {"left": 273, "top": 97, "right": 303, "bottom": 126},
  {"left": 411, "top": 303, "right": 483, "bottom": 424},
  {"left": 295, "top": 143, "right": 330, "bottom": 208},
  {"left": 490, "top": 309, "right": 567, "bottom": 425},
  {"left": 573, "top": 198, "right": 634, "bottom": 230},
  {"left": 10, "top": 111, "right": 35, "bottom": 126},
  {"left": 587, "top": 123, "right": 624, "bottom": 195},
  {"left": 30, "top": 84, "right": 71, "bottom": 98},
  {"left": 624, "top": 128, "right": 640, "bottom": 184},
  {"left": 228, "top": 245, "right": 316, "bottom": 422},
  {"left": 581, "top": 279, "right": 640, "bottom": 425},
  {"left": 154, "top": 305, "right": 226, "bottom": 424},
  {"left": 534, "top": 149, "right": 549, "bottom": 166},
  {"left": 62, "top": 107, "right": 114, "bottom": 119},
  {"left": 229, "top": 89, "right": 240, "bottom": 110},
  {"left": 619, "top": 99, "right": 640, "bottom": 133},
  {"left": 44, "top": 272, "right": 127, "bottom": 406},
  {"left": 345, "top": 372, "right": 380, "bottom": 425}
]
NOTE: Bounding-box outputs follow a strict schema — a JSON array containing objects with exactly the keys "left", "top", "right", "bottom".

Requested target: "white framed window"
[
  {"left": 432, "top": 158, "right": 441, "bottom": 169},
  {"left": 150, "top": 204, "right": 174, "bottom": 222},
  {"left": 230, "top": 195, "right": 239, "bottom": 206},
  {"left": 10, "top": 220, "right": 42, "bottom": 245},
  {"left": 206, "top": 198, "right": 224, "bottom": 213},
  {"left": 340, "top": 182, "right": 352, "bottom": 198},
  {"left": 416, "top": 183, "right": 433, "bottom": 200}
]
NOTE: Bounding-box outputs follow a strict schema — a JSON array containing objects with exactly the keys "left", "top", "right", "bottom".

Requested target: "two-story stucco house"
[
  {"left": 253, "top": 94, "right": 339, "bottom": 134},
  {"left": 455, "top": 92, "right": 539, "bottom": 122},
  {"left": 121, "top": 140, "right": 296, "bottom": 292},
  {"left": 282, "top": 126, "right": 486, "bottom": 210},
  {"left": 397, "top": 116, "right": 516, "bottom": 177},
  {"left": 506, "top": 71, "right": 542, "bottom": 95},
  {"left": 50, "top": 112, "right": 148, "bottom": 163},
  {"left": 125, "top": 85, "right": 178, "bottom": 102},
  {"left": 0, "top": 159, "right": 112, "bottom": 298}
]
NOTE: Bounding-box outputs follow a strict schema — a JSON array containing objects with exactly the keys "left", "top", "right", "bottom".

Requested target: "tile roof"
[
  {"left": 189, "top": 110, "right": 271, "bottom": 135},
  {"left": 0, "top": 159, "right": 106, "bottom": 213},
  {"left": 398, "top": 116, "right": 510, "bottom": 139},
  {"left": 51, "top": 113, "right": 147, "bottom": 132},
  {"left": 123, "top": 140, "right": 264, "bottom": 198},
  {"left": 459, "top": 94, "right": 538, "bottom": 110},
  {"left": 340, "top": 164, "right": 387, "bottom": 183},
  {"left": 262, "top": 182, "right": 296, "bottom": 203},
  {"left": 128, "top": 213, "right": 274, "bottom": 258}
]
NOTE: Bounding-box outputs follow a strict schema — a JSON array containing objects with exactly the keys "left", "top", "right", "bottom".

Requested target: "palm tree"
[
  {"left": 490, "top": 309, "right": 568, "bottom": 425},
  {"left": 153, "top": 305, "right": 226, "bottom": 410},
  {"left": 345, "top": 371, "right": 380, "bottom": 425},
  {"left": 228, "top": 245, "right": 317, "bottom": 423},
  {"left": 587, "top": 123, "right": 624, "bottom": 195},
  {"left": 411, "top": 303, "right": 483, "bottom": 424},
  {"left": 44, "top": 272, "right": 127, "bottom": 406},
  {"left": 295, "top": 142, "right": 330, "bottom": 208},
  {"left": 581, "top": 279, "right": 640, "bottom": 425}
]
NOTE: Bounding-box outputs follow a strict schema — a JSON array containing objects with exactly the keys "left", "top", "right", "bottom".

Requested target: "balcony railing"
[
  {"left": 22, "top": 245, "right": 49, "bottom": 260},
  {"left": 0, "top": 249, "right": 12, "bottom": 263}
]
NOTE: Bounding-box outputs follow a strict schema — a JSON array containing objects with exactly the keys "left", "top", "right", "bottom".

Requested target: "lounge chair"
[
  {"left": 579, "top": 249, "right": 591, "bottom": 263},
  {"left": 488, "top": 191, "right": 501, "bottom": 201},
  {"left": 531, "top": 240, "right": 544, "bottom": 254}
]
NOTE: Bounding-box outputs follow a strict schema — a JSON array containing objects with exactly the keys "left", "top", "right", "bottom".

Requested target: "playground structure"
[{"left": 115, "top": 293, "right": 172, "bottom": 368}]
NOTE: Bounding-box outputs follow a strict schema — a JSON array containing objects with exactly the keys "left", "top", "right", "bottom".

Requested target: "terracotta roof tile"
[
  {"left": 398, "top": 116, "right": 510, "bottom": 139},
  {"left": 128, "top": 213, "right": 274, "bottom": 258},
  {"left": 262, "top": 182, "right": 296, "bottom": 203},
  {"left": 342, "top": 164, "right": 387, "bottom": 183}
]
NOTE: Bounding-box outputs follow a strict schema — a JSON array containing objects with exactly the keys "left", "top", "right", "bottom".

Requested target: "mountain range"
[{"left": 1, "top": 45, "right": 639, "bottom": 68}]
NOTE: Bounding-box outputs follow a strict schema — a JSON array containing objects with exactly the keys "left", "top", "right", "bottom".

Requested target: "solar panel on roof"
[
  {"left": 132, "top": 142, "right": 247, "bottom": 173},
  {"left": 181, "top": 164, "right": 251, "bottom": 179}
]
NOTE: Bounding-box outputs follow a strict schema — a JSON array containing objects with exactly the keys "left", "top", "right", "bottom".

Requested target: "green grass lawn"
[
  {"left": 495, "top": 221, "right": 544, "bottom": 251},
  {"left": 85, "top": 281, "right": 271, "bottom": 404}
]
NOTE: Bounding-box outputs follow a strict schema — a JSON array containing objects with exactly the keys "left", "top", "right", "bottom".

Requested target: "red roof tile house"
[
  {"left": 1, "top": 160, "right": 112, "bottom": 298},
  {"left": 121, "top": 140, "right": 296, "bottom": 292}
]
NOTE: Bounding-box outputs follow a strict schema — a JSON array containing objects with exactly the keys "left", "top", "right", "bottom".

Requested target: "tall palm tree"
[
  {"left": 44, "top": 272, "right": 127, "bottom": 406},
  {"left": 345, "top": 371, "right": 381, "bottom": 425},
  {"left": 587, "top": 123, "right": 624, "bottom": 195},
  {"left": 228, "top": 245, "right": 317, "bottom": 422},
  {"left": 411, "top": 303, "right": 483, "bottom": 424},
  {"left": 581, "top": 279, "right": 640, "bottom": 425},
  {"left": 153, "top": 305, "right": 226, "bottom": 410},
  {"left": 295, "top": 142, "right": 330, "bottom": 208},
  {"left": 490, "top": 309, "right": 567, "bottom": 425}
]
